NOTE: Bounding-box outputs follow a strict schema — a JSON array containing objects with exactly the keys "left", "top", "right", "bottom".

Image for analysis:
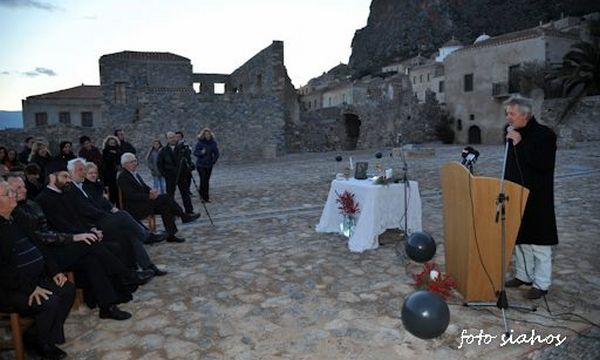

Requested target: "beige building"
[
  {"left": 409, "top": 61, "right": 445, "bottom": 104},
  {"left": 322, "top": 82, "right": 354, "bottom": 108},
  {"left": 22, "top": 85, "right": 103, "bottom": 129},
  {"left": 444, "top": 26, "right": 579, "bottom": 144}
]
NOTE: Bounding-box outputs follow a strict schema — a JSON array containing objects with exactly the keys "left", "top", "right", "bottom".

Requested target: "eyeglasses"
[{"left": 0, "top": 189, "right": 16, "bottom": 197}]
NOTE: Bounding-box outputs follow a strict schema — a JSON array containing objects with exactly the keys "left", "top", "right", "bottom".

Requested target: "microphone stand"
[
  {"left": 398, "top": 144, "right": 410, "bottom": 239},
  {"left": 464, "top": 139, "right": 536, "bottom": 335}
]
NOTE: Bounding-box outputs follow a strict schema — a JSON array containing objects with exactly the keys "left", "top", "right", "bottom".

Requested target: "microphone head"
[
  {"left": 375, "top": 152, "right": 383, "bottom": 159},
  {"left": 507, "top": 125, "right": 514, "bottom": 132},
  {"left": 335, "top": 155, "right": 343, "bottom": 162}
]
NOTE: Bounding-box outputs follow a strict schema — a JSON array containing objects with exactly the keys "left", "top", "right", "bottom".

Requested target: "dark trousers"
[
  {"left": 198, "top": 166, "right": 213, "bottom": 201},
  {"left": 47, "top": 242, "right": 132, "bottom": 307},
  {"left": 96, "top": 211, "right": 152, "bottom": 269},
  {"left": 9, "top": 278, "right": 75, "bottom": 345},
  {"left": 150, "top": 194, "right": 186, "bottom": 235},
  {"left": 166, "top": 173, "right": 193, "bottom": 214}
]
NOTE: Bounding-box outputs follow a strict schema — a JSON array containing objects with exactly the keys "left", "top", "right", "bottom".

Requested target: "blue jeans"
[{"left": 153, "top": 175, "right": 166, "bottom": 194}]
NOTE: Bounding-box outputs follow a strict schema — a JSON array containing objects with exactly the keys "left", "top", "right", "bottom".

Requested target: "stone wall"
[
  {"left": 542, "top": 95, "right": 600, "bottom": 146},
  {"left": 99, "top": 54, "right": 193, "bottom": 127},
  {"left": 288, "top": 74, "right": 440, "bottom": 153}
]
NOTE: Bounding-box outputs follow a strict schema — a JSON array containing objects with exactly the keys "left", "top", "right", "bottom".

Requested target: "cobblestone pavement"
[{"left": 3, "top": 142, "right": 600, "bottom": 359}]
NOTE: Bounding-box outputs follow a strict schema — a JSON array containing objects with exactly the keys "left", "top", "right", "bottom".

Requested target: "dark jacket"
[
  {"left": 119, "top": 141, "right": 137, "bottom": 155},
  {"left": 83, "top": 179, "right": 113, "bottom": 212},
  {"left": 78, "top": 146, "right": 103, "bottom": 168},
  {"left": 35, "top": 186, "right": 91, "bottom": 234},
  {"left": 13, "top": 200, "right": 75, "bottom": 246},
  {"left": 117, "top": 170, "right": 153, "bottom": 220},
  {"left": 194, "top": 139, "right": 219, "bottom": 168},
  {"left": 0, "top": 215, "right": 60, "bottom": 308},
  {"left": 157, "top": 144, "right": 192, "bottom": 178},
  {"left": 505, "top": 117, "right": 558, "bottom": 246}
]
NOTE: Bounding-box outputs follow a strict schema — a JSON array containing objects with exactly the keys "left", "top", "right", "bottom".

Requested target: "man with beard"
[
  {"left": 64, "top": 158, "right": 167, "bottom": 277},
  {"left": 0, "top": 179, "right": 73, "bottom": 360},
  {"left": 118, "top": 152, "right": 199, "bottom": 243},
  {"left": 35, "top": 160, "right": 135, "bottom": 270},
  {"left": 6, "top": 174, "right": 150, "bottom": 320}
]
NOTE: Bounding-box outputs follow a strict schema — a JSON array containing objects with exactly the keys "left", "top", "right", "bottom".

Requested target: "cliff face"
[{"left": 349, "top": 0, "right": 600, "bottom": 76}]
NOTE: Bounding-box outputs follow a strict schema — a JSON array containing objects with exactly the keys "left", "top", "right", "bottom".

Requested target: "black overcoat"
[{"left": 504, "top": 117, "right": 558, "bottom": 246}]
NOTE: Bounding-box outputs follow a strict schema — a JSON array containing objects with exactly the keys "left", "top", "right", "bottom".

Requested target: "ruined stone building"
[{"left": 20, "top": 41, "right": 299, "bottom": 160}]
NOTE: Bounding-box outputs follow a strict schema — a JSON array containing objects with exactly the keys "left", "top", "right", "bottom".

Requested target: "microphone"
[
  {"left": 506, "top": 125, "right": 514, "bottom": 144},
  {"left": 460, "top": 146, "right": 480, "bottom": 166}
]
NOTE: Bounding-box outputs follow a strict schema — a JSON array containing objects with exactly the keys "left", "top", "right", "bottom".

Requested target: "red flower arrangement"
[
  {"left": 412, "top": 261, "right": 457, "bottom": 300},
  {"left": 336, "top": 190, "right": 360, "bottom": 215}
]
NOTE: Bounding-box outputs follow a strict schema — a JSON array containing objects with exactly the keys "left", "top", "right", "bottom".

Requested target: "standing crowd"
[{"left": 0, "top": 128, "right": 218, "bottom": 359}]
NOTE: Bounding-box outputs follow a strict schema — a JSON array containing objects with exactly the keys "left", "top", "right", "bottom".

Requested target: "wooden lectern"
[{"left": 440, "top": 162, "right": 529, "bottom": 302}]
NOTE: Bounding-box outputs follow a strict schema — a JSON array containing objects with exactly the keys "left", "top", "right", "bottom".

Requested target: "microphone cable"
[{"left": 467, "top": 171, "right": 498, "bottom": 295}]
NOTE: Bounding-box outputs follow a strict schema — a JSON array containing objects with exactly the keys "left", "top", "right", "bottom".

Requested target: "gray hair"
[
  {"left": 67, "top": 157, "right": 87, "bottom": 172},
  {"left": 504, "top": 96, "right": 533, "bottom": 116},
  {"left": 121, "top": 152, "right": 136, "bottom": 166}
]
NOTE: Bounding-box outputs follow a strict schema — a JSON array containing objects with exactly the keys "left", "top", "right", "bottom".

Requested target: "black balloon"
[
  {"left": 335, "top": 155, "right": 343, "bottom": 162},
  {"left": 402, "top": 290, "right": 450, "bottom": 339},
  {"left": 405, "top": 231, "right": 436, "bottom": 263},
  {"left": 375, "top": 152, "right": 383, "bottom": 159}
]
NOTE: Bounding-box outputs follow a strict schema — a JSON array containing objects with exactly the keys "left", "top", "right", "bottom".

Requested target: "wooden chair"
[
  {"left": 117, "top": 184, "right": 156, "bottom": 233},
  {"left": 65, "top": 272, "right": 84, "bottom": 310},
  {"left": 0, "top": 309, "right": 26, "bottom": 360}
]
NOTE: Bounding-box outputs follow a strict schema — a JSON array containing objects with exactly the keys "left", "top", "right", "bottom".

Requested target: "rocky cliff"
[{"left": 349, "top": 0, "right": 600, "bottom": 76}]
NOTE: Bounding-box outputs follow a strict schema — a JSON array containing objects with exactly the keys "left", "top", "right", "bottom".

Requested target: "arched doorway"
[
  {"left": 343, "top": 113, "right": 361, "bottom": 150},
  {"left": 468, "top": 125, "right": 481, "bottom": 144}
]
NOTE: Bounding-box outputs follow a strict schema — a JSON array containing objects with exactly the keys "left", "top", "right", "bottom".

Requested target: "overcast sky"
[{"left": 0, "top": 0, "right": 371, "bottom": 110}]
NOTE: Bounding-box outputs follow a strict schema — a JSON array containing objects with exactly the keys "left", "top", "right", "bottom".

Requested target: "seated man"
[
  {"left": 35, "top": 160, "right": 135, "bottom": 270},
  {"left": 118, "top": 152, "right": 199, "bottom": 243},
  {"left": 7, "top": 174, "right": 152, "bottom": 320},
  {"left": 82, "top": 161, "right": 165, "bottom": 244},
  {"left": 0, "top": 180, "right": 73, "bottom": 360},
  {"left": 65, "top": 158, "right": 167, "bottom": 276}
]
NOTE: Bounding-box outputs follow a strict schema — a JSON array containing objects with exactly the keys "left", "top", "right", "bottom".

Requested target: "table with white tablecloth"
[{"left": 316, "top": 178, "right": 422, "bottom": 252}]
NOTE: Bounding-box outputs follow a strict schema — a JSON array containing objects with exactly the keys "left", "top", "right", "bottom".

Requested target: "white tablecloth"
[{"left": 316, "top": 178, "right": 422, "bottom": 252}]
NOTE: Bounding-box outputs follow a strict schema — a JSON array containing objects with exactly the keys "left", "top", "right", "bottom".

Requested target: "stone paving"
[{"left": 3, "top": 142, "right": 600, "bottom": 359}]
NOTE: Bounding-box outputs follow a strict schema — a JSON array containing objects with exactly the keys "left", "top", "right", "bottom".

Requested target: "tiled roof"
[
  {"left": 101, "top": 51, "right": 190, "bottom": 62},
  {"left": 27, "top": 85, "right": 101, "bottom": 100}
]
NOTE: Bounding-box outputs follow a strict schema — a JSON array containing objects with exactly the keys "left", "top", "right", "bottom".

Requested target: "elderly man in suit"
[
  {"left": 0, "top": 179, "right": 74, "bottom": 360},
  {"left": 118, "top": 152, "right": 199, "bottom": 243}
]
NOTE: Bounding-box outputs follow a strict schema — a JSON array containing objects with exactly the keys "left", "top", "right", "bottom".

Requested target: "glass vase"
[{"left": 339, "top": 214, "right": 356, "bottom": 238}]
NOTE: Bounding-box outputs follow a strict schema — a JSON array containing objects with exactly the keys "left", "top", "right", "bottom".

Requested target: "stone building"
[
  {"left": 22, "top": 85, "right": 103, "bottom": 129},
  {"left": 444, "top": 26, "right": 580, "bottom": 144},
  {"left": 20, "top": 41, "right": 299, "bottom": 161},
  {"left": 409, "top": 61, "right": 445, "bottom": 104}
]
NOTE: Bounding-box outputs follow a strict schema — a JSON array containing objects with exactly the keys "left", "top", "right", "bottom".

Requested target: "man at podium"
[{"left": 503, "top": 96, "right": 558, "bottom": 300}]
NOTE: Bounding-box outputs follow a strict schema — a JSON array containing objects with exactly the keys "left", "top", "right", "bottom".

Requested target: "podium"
[{"left": 440, "top": 162, "right": 529, "bottom": 301}]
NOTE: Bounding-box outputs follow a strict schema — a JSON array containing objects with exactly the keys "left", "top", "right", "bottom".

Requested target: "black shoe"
[
  {"left": 182, "top": 213, "right": 200, "bottom": 223},
  {"left": 167, "top": 235, "right": 185, "bottom": 243},
  {"left": 99, "top": 305, "right": 132, "bottom": 320},
  {"left": 525, "top": 287, "right": 548, "bottom": 300},
  {"left": 505, "top": 278, "right": 532, "bottom": 288},
  {"left": 121, "top": 269, "right": 154, "bottom": 286},
  {"left": 144, "top": 232, "right": 167, "bottom": 244},
  {"left": 37, "top": 343, "right": 67, "bottom": 360},
  {"left": 147, "top": 264, "right": 168, "bottom": 276}
]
